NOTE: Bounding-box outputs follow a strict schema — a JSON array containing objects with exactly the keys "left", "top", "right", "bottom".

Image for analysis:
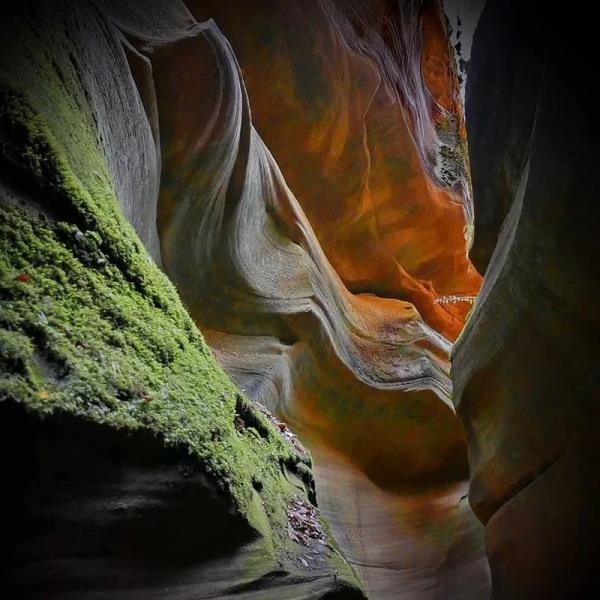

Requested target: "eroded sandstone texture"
[
  {"left": 454, "top": 0, "right": 600, "bottom": 597},
  {"left": 153, "top": 1, "right": 488, "bottom": 596},
  {"left": 0, "top": 1, "right": 365, "bottom": 597}
]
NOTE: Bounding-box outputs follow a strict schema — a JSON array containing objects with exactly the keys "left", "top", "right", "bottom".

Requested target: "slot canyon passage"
[{"left": 0, "top": 0, "right": 599, "bottom": 598}]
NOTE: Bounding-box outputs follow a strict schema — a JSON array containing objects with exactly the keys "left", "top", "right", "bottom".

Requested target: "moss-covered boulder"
[{"left": 0, "top": 2, "right": 363, "bottom": 597}]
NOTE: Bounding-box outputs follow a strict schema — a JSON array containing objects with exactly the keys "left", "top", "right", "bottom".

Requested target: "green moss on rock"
[
  {"left": 0, "top": 87, "right": 361, "bottom": 593},
  {"left": 0, "top": 4, "right": 364, "bottom": 590}
]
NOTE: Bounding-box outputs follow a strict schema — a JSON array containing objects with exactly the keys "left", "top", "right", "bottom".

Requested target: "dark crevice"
[{"left": 0, "top": 402, "right": 257, "bottom": 597}]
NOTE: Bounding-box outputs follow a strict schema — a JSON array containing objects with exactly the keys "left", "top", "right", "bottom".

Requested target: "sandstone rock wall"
[
  {"left": 0, "top": 2, "right": 364, "bottom": 597},
  {"left": 455, "top": 1, "right": 600, "bottom": 596}
]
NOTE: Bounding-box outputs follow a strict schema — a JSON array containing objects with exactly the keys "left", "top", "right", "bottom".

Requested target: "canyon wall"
[
  {"left": 155, "top": 1, "right": 488, "bottom": 596},
  {"left": 454, "top": 0, "right": 600, "bottom": 596},
  {"left": 0, "top": 2, "right": 364, "bottom": 597}
]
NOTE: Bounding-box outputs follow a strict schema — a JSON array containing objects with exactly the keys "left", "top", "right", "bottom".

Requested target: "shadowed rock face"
[
  {"left": 464, "top": 1, "right": 545, "bottom": 274},
  {"left": 0, "top": 404, "right": 253, "bottom": 599},
  {"left": 455, "top": 0, "right": 600, "bottom": 596}
]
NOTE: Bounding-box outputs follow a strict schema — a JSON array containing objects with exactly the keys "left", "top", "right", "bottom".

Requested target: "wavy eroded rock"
[
  {"left": 454, "top": 0, "right": 600, "bottom": 596},
  {"left": 153, "top": 1, "right": 486, "bottom": 596},
  {"left": 0, "top": 1, "right": 364, "bottom": 597}
]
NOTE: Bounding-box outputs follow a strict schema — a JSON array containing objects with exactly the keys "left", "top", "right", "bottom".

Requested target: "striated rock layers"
[
  {"left": 0, "top": 1, "right": 364, "bottom": 597},
  {"left": 454, "top": 0, "right": 600, "bottom": 597},
  {"left": 154, "top": 1, "right": 487, "bottom": 597},
  {"left": 156, "top": 0, "right": 478, "bottom": 485}
]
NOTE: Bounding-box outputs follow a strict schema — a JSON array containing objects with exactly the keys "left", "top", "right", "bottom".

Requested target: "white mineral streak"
[
  {"left": 434, "top": 294, "right": 477, "bottom": 305},
  {"left": 319, "top": 0, "right": 474, "bottom": 230}
]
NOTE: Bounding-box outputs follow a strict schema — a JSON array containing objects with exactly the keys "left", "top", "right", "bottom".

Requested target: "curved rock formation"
[
  {"left": 454, "top": 0, "right": 600, "bottom": 596},
  {"left": 183, "top": 0, "right": 480, "bottom": 341},
  {"left": 150, "top": 1, "right": 487, "bottom": 596},
  {"left": 0, "top": 2, "right": 364, "bottom": 597}
]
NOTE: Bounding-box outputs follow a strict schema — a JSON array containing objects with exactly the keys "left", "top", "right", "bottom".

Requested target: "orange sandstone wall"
[{"left": 153, "top": 2, "right": 488, "bottom": 596}]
